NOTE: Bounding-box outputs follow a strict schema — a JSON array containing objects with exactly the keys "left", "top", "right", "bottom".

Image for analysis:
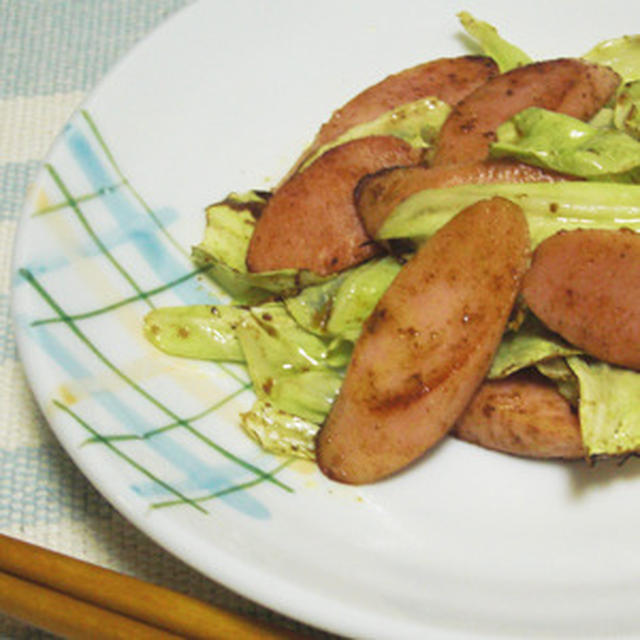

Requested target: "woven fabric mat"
[{"left": 1, "top": 2, "right": 336, "bottom": 637}]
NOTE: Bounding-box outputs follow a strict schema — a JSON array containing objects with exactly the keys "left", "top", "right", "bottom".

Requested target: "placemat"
[{"left": 1, "top": 2, "right": 335, "bottom": 637}]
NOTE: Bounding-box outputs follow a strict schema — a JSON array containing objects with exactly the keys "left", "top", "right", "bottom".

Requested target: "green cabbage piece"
[
  {"left": 583, "top": 34, "right": 640, "bottom": 82},
  {"left": 457, "top": 11, "right": 532, "bottom": 72},
  {"left": 589, "top": 107, "right": 615, "bottom": 129},
  {"left": 487, "top": 312, "right": 581, "bottom": 407},
  {"left": 568, "top": 357, "right": 640, "bottom": 456},
  {"left": 285, "top": 256, "right": 402, "bottom": 341},
  {"left": 144, "top": 298, "right": 349, "bottom": 429},
  {"left": 143, "top": 304, "right": 247, "bottom": 361},
  {"left": 492, "top": 107, "right": 640, "bottom": 179},
  {"left": 377, "top": 181, "right": 640, "bottom": 248},
  {"left": 199, "top": 191, "right": 265, "bottom": 272},
  {"left": 283, "top": 272, "right": 346, "bottom": 337},
  {"left": 536, "top": 357, "right": 580, "bottom": 406},
  {"left": 193, "top": 191, "right": 328, "bottom": 304},
  {"left": 489, "top": 314, "right": 581, "bottom": 379},
  {"left": 614, "top": 80, "right": 640, "bottom": 140},
  {"left": 234, "top": 303, "right": 347, "bottom": 423},
  {"left": 240, "top": 400, "right": 319, "bottom": 460},
  {"left": 326, "top": 257, "right": 401, "bottom": 340},
  {"left": 300, "top": 97, "right": 451, "bottom": 170}
]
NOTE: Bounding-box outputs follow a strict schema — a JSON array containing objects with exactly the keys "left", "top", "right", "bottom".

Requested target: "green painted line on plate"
[
  {"left": 152, "top": 459, "right": 294, "bottom": 509},
  {"left": 81, "top": 433, "right": 142, "bottom": 445},
  {"left": 32, "top": 181, "right": 127, "bottom": 216},
  {"left": 54, "top": 399, "right": 208, "bottom": 514},
  {"left": 20, "top": 267, "right": 292, "bottom": 494},
  {"left": 81, "top": 382, "right": 252, "bottom": 444},
  {"left": 81, "top": 109, "right": 188, "bottom": 257},
  {"left": 30, "top": 263, "right": 215, "bottom": 326},
  {"left": 142, "top": 383, "right": 253, "bottom": 438},
  {"left": 45, "top": 163, "right": 155, "bottom": 310}
]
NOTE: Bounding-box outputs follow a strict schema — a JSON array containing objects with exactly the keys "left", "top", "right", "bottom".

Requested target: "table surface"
[{"left": 1, "top": 2, "right": 337, "bottom": 638}]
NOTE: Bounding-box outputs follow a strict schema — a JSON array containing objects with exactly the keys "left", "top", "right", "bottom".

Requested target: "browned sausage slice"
[
  {"left": 432, "top": 59, "right": 620, "bottom": 166},
  {"left": 453, "top": 371, "right": 584, "bottom": 459},
  {"left": 316, "top": 197, "right": 530, "bottom": 484},
  {"left": 355, "top": 159, "right": 572, "bottom": 239},
  {"left": 246, "top": 136, "right": 421, "bottom": 276},
  {"left": 522, "top": 228, "right": 640, "bottom": 370},
  {"left": 311, "top": 55, "right": 499, "bottom": 153}
]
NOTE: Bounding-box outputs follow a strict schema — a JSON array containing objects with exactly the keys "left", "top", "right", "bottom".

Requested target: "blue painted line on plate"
[
  {"left": 22, "top": 316, "right": 93, "bottom": 381},
  {"left": 130, "top": 454, "right": 270, "bottom": 519}
]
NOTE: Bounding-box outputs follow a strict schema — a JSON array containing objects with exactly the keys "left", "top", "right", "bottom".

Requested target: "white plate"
[{"left": 11, "top": 1, "right": 640, "bottom": 637}]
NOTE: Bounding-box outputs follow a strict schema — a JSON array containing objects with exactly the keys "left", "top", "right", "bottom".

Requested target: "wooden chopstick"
[
  {"left": 0, "top": 534, "right": 302, "bottom": 639},
  {"left": 0, "top": 569, "right": 182, "bottom": 639}
]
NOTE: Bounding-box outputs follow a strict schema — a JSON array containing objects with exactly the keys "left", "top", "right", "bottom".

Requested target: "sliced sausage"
[
  {"left": 355, "top": 159, "right": 571, "bottom": 239},
  {"left": 311, "top": 55, "right": 499, "bottom": 153},
  {"left": 522, "top": 228, "right": 640, "bottom": 370},
  {"left": 432, "top": 58, "right": 620, "bottom": 166},
  {"left": 247, "top": 136, "right": 421, "bottom": 276},
  {"left": 316, "top": 197, "right": 530, "bottom": 484},
  {"left": 453, "top": 371, "right": 584, "bottom": 459}
]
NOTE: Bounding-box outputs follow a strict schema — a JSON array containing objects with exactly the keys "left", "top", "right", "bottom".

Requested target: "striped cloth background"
[{"left": 1, "top": 2, "right": 334, "bottom": 637}]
